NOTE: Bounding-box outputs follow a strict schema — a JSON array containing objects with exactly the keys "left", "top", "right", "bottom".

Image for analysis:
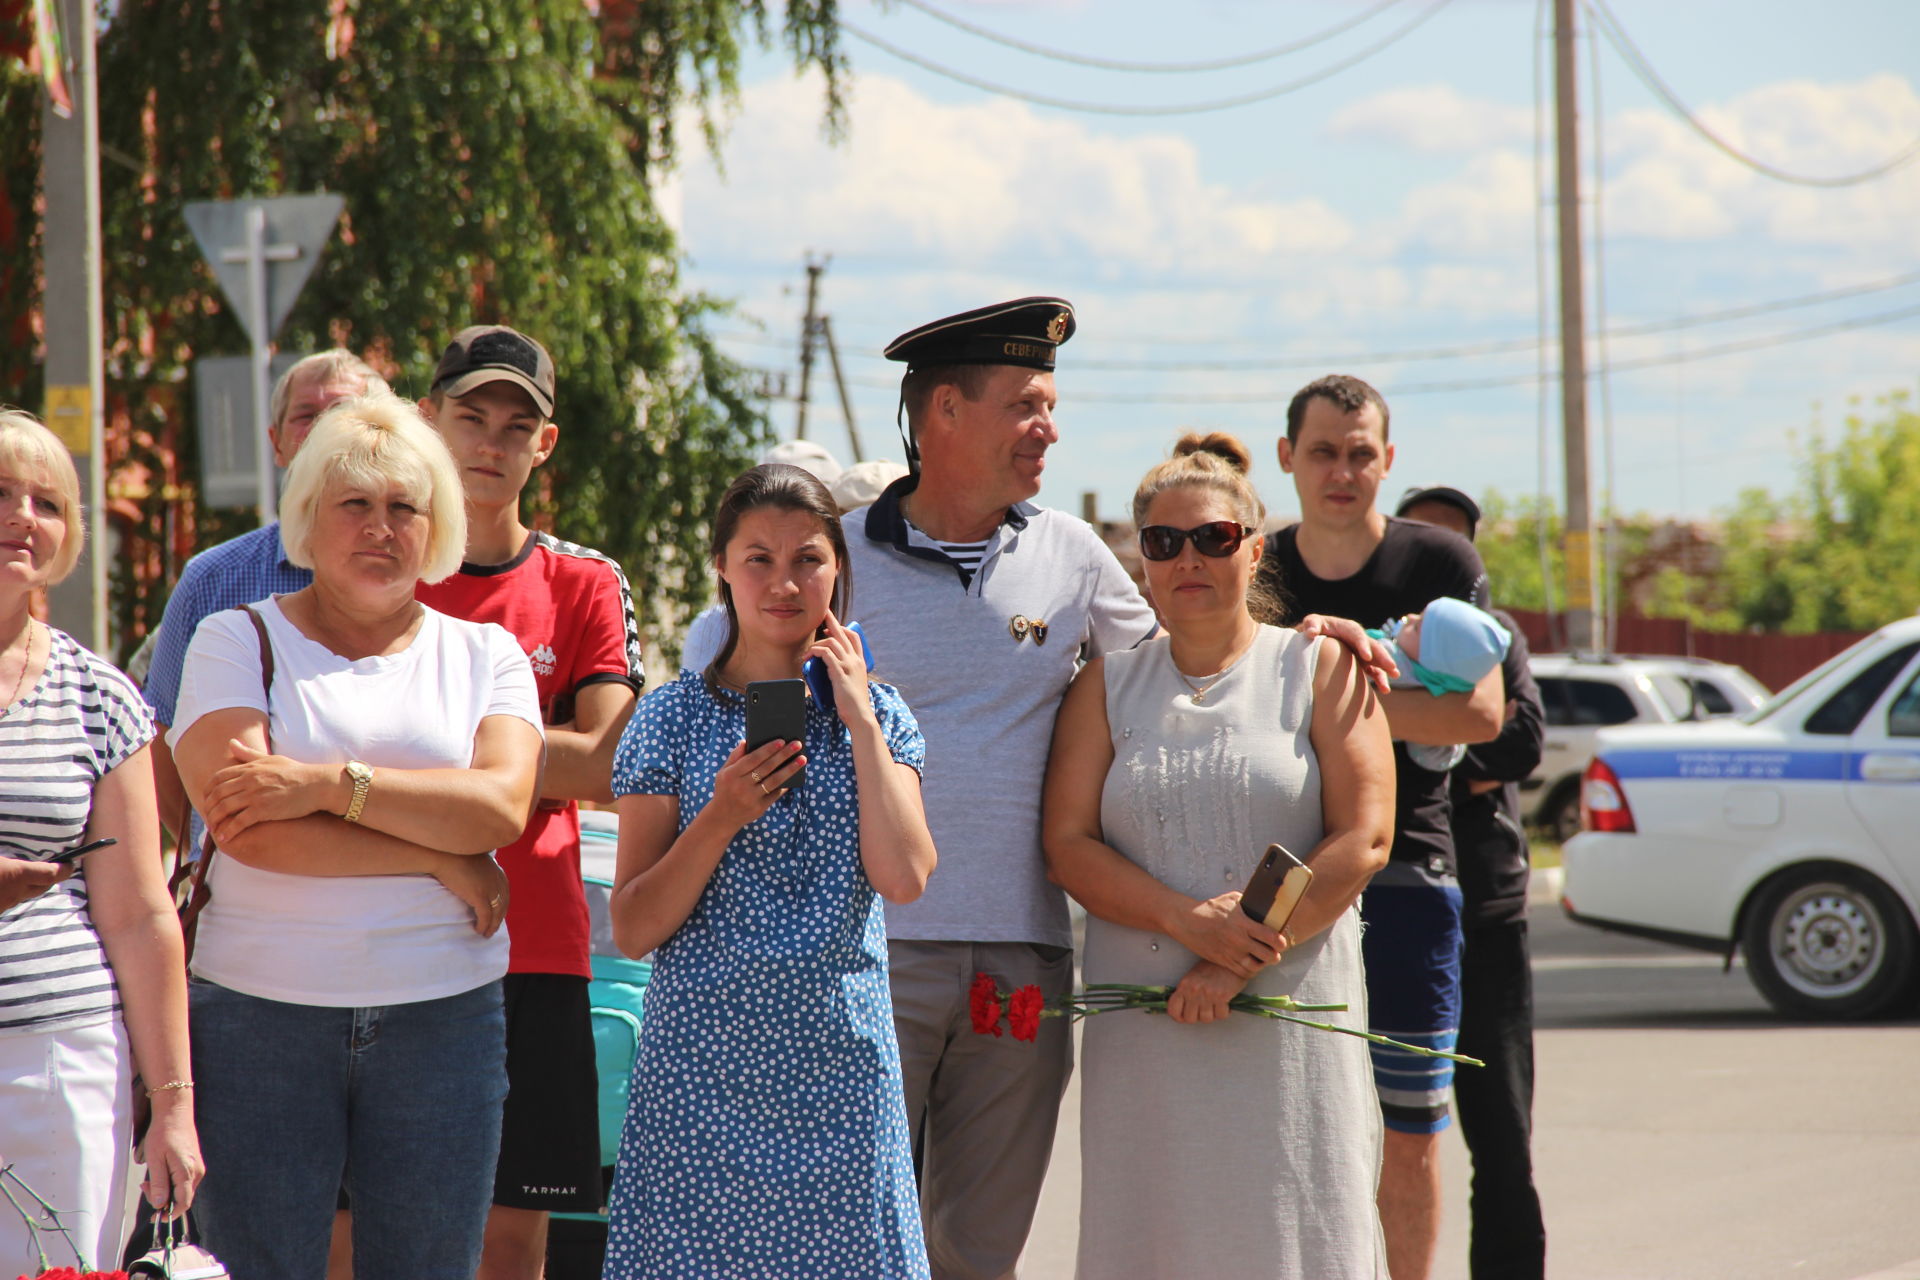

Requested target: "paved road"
[{"left": 1019, "top": 875, "right": 1920, "bottom": 1279}]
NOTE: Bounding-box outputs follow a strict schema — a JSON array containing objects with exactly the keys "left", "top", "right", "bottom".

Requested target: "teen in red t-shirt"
[{"left": 418, "top": 326, "right": 642, "bottom": 1279}]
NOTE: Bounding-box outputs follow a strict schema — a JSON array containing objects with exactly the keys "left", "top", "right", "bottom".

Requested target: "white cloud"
[
  {"left": 1326, "top": 83, "right": 1534, "bottom": 153},
  {"left": 1393, "top": 149, "right": 1538, "bottom": 255},
  {"left": 1602, "top": 73, "right": 1920, "bottom": 254},
  {"left": 675, "top": 63, "right": 1919, "bottom": 520},
  {"left": 678, "top": 71, "right": 1355, "bottom": 279}
]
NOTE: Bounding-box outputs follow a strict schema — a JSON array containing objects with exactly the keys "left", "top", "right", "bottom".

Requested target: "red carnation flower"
[
  {"left": 1007, "top": 984, "right": 1045, "bottom": 1042},
  {"left": 968, "top": 972, "right": 1004, "bottom": 1037}
]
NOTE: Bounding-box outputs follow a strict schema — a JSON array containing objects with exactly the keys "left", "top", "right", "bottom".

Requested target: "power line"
[
  {"left": 811, "top": 268, "right": 1920, "bottom": 351},
  {"left": 1586, "top": 0, "right": 1920, "bottom": 188},
  {"left": 1071, "top": 271, "right": 1920, "bottom": 367},
  {"left": 713, "top": 268, "right": 1920, "bottom": 370},
  {"left": 886, "top": 0, "right": 1411, "bottom": 74},
  {"left": 837, "top": 0, "right": 1454, "bottom": 118},
  {"left": 813, "top": 299, "right": 1920, "bottom": 402}
]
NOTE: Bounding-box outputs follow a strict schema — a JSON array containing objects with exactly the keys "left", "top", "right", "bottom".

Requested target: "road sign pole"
[
  {"left": 223, "top": 202, "right": 299, "bottom": 524},
  {"left": 243, "top": 206, "right": 275, "bottom": 521}
]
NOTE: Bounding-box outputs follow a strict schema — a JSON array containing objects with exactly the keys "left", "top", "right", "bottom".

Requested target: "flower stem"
[{"left": 1243, "top": 1009, "right": 1486, "bottom": 1066}]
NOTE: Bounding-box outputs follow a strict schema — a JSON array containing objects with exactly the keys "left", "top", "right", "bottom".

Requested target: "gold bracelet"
[{"left": 147, "top": 1080, "right": 195, "bottom": 1096}]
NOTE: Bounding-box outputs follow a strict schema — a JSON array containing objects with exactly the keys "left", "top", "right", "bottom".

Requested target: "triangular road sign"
[{"left": 183, "top": 194, "right": 346, "bottom": 347}]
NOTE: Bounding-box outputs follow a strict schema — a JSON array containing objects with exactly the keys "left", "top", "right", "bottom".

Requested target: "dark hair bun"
[{"left": 1172, "top": 431, "right": 1252, "bottom": 475}]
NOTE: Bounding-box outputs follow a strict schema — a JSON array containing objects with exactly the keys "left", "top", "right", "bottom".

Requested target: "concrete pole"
[
  {"left": 819, "top": 315, "right": 864, "bottom": 463},
  {"left": 1555, "top": 0, "right": 1599, "bottom": 652},
  {"left": 794, "top": 257, "right": 824, "bottom": 441},
  {"left": 40, "top": 0, "right": 107, "bottom": 655}
]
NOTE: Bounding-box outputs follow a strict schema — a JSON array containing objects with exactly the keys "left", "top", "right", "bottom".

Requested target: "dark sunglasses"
[{"left": 1138, "top": 520, "right": 1250, "bottom": 561}]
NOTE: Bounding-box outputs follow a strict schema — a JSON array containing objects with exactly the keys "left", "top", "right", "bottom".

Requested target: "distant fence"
[{"left": 1502, "top": 608, "right": 1869, "bottom": 692}]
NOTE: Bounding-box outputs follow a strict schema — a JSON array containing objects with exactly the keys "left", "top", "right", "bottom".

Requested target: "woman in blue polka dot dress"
[{"left": 603, "top": 463, "right": 937, "bottom": 1279}]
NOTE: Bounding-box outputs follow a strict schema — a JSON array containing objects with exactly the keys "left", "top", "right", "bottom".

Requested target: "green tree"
[
  {"left": 1690, "top": 487, "right": 1796, "bottom": 631},
  {"left": 1477, "top": 391, "right": 1920, "bottom": 636},
  {"left": 1, "top": 0, "right": 842, "bottom": 660},
  {"left": 1726, "top": 391, "right": 1920, "bottom": 633},
  {"left": 1472, "top": 492, "right": 1692, "bottom": 627},
  {"left": 1474, "top": 490, "right": 1561, "bottom": 612}
]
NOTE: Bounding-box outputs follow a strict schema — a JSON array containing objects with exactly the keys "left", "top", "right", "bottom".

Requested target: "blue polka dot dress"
[{"left": 603, "top": 674, "right": 931, "bottom": 1280}]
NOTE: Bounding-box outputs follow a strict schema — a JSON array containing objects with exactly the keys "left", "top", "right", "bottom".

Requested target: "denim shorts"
[{"left": 188, "top": 978, "right": 507, "bottom": 1280}]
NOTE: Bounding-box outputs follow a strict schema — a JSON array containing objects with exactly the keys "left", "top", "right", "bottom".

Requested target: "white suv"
[{"left": 1523, "top": 654, "right": 1767, "bottom": 840}]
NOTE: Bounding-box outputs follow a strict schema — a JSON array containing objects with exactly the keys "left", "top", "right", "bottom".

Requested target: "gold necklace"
[
  {"left": 0, "top": 620, "right": 37, "bottom": 717},
  {"left": 1169, "top": 637, "right": 1251, "bottom": 705}
]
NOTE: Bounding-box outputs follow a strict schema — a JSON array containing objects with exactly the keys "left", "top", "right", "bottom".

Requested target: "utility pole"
[
  {"left": 818, "top": 315, "right": 864, "bottom": 463},
  {"left": 40, "top": 0, "right": 107, "bottom": 654},
  {"left": 1554, "top": 0, "right": 1599, "bottom": 652},
  {"left": 794, "top": 255, "right": 825, "bottom": 440}
]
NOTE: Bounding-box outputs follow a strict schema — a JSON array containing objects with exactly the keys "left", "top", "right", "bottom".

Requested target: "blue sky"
[{"left": 666, "top": 0, "right": 1920, "bottom": 524}]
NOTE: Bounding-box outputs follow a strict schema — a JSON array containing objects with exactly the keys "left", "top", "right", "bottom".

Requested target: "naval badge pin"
[
  {"left": 1030, "top": 619, "right": 1049, "bottom": 645},
  {"left": 1009, "top": 614, "right": 1031, "bottom": 641}
]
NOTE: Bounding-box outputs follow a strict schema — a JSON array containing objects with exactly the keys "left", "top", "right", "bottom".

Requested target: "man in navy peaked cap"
[{"left": 841, "top": 296, "right": 1157, "bottom": 1278}]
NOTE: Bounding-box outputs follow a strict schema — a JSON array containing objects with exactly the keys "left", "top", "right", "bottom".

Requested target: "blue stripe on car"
[{"left": 1603, "top": 749, "right": 1920, "bottom": 782}]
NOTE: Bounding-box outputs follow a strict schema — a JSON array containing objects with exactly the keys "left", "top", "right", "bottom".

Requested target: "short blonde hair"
[
  {"left": 278, "top": 393, "right": 467, "bottom": 584},
  {"left": 270, "top": 350, "right": 388, "bottom": 428},
  {"left": 0, "top": 408, "right": 85, "bottom": 584}
]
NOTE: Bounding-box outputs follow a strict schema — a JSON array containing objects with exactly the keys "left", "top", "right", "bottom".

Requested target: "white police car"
[{"left": 1563, "top": 617, "right": 1920, "bottom": 1019}]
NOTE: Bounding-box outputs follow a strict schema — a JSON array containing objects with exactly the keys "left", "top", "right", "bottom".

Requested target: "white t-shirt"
[{"left": 169, "top": 597, "right": 542, "bottom": 1006}]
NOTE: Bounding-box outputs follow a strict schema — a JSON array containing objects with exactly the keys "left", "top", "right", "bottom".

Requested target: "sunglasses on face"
[{"left": 1138, "top": 520, "right": 1250, "bottom": 561}]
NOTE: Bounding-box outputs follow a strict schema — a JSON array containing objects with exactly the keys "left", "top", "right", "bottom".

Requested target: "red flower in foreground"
[
  {"left": 968, "top": 972, "right": 1004, "bottom": 1037},
  {"left": 23, "top": 1269, "right": 129, "bottom": 1279},
  {"left": 1007, "top": 984, "right": 1045, "bottom": 1042}
]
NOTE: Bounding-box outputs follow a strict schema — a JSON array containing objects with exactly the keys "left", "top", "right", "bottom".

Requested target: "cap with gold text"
[{"left": 884, "top": 297, "right": 1076, "bottom": 372}]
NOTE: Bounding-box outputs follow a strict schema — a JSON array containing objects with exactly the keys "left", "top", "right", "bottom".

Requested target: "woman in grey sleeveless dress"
[{"left": 1043, "top": 433, "right": 1396, "bottom": 1280}]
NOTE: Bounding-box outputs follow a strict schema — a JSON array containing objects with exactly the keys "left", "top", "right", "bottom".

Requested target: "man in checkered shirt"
[{"left": 144, "top": 350, "right": 387, "bottom": 846}]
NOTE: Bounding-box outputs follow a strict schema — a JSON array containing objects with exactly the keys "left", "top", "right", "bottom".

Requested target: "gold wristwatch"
[{"left": 342, "top": 760, "right": 374, "bottom": 824}]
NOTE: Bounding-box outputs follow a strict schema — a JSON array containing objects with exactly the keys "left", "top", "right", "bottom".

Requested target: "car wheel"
[
  {"left": 1740, "top": 867, "right": 1918, "bottom": 1020},
  {"left": 1544, "top": 781, "right": 1582, "bottom": 844}
]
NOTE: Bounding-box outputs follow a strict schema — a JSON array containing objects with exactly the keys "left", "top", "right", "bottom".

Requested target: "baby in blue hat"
[{"left": 1368, "top": 596, "right": 1512, "bottom": 772}]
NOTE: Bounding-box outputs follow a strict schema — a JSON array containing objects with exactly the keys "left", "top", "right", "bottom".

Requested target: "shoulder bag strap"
[{"left": 175, "top": 605, "right": 274, "bottom": 963}]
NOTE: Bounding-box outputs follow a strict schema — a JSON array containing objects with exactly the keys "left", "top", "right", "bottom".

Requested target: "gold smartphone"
[{"left": 1240, "top": 842, "right": 1313, "bottom": 933}]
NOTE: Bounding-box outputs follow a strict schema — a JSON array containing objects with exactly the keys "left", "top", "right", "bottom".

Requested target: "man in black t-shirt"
[{"left": 1262, "top": 375, "right": 1504, "bottom": 1280}]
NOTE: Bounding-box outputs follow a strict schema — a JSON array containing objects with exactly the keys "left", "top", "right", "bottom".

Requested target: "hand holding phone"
[
  {"left": 45, "top": 837, "right": 117, "bottom": 866},
  {"left": 745, "top": 679, "right": 808, "bottom": 789},
  {"left": 802, "top": 618, "right": 873, "bottom": 716},
  {"left": 1240, "top": 842, "right": 1313, "bottom": 935}
]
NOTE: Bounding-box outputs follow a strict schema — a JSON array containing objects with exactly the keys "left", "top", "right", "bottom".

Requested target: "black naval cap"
[
  {"left": 1395, "top": 485, "right": 1482, "bottom": 538},
  {"left": 884, "top": 297, "right": 1077, "bottom": 372}
]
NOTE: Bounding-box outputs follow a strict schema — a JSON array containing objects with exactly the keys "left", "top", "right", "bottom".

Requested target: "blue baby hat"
[{"left": 1416, "top": 597, "right": 1511, "bottom": 690}]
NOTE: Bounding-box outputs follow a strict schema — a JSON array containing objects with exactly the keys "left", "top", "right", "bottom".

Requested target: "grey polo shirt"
[{"left": 844, "top": 476, "right": 1157, "bottom": 949}]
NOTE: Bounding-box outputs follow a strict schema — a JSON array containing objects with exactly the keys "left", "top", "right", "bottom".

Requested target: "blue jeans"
[{"left": 188, "top": 978, "right": 507, "bottom": 1280}]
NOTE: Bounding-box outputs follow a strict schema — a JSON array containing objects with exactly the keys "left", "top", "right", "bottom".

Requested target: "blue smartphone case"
[{"left": 802, "top": 620, "right": 873, "bottom": 714}]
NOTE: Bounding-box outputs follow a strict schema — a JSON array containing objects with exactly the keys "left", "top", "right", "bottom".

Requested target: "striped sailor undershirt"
[
  {"left": 0, "top": 626, "right": 152, "bottom": 1033},
  {"left": 937, "top": 539, "right": 990, "bottom": 585}
]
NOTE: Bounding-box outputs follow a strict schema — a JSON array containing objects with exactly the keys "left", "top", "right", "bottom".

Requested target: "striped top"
[
  {"left": 0, "top": 625, "right": 154, "bottom": 1033},
  {"left": 935, "top": 539, "right": 990, "bottom": 585}
]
